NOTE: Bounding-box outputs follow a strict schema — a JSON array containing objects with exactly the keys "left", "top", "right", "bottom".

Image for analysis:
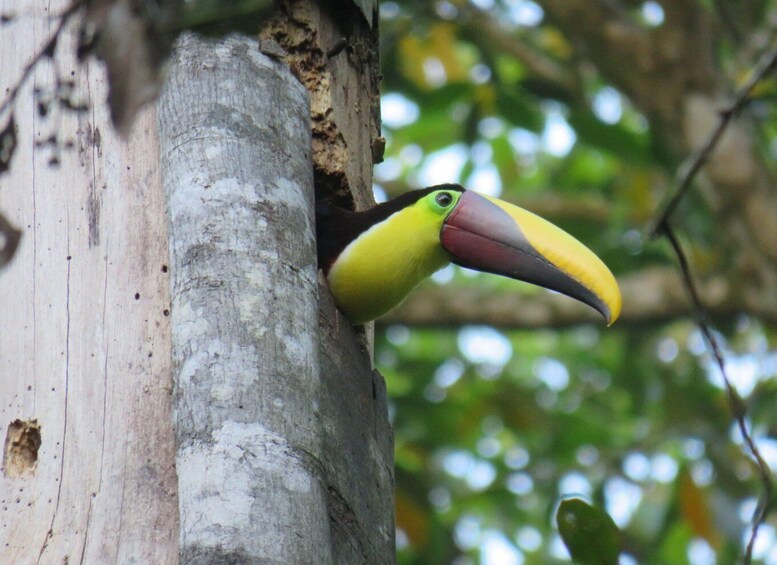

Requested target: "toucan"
[{"left": 316, "top": 184, "right": 622, "bottom": 326}]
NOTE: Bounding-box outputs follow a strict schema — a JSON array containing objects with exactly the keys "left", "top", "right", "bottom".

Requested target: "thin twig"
[
  {"left": 646, "top": 31, "right": 777, "bottom": 564},
  {"left": 0, "top": 1, "right": 83, "bottom": 119},
  {"left": 659, "top": 220, "right": 772, "bottom": 565},
  {"left": 648, "top": 39, "right": 777, "bottom": 238}
]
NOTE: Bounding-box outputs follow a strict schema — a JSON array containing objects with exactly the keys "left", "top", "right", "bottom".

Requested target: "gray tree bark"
[
  {"left": 158, "top": 28, "right": 392, "bottom": 564},
  {"left": 158, "top": 34, "right": 331, "bottom": 562}
]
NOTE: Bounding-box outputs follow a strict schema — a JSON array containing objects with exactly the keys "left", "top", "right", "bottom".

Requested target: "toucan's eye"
[{"left": 435, "top": 192, "right": 453, "bottom": 207}]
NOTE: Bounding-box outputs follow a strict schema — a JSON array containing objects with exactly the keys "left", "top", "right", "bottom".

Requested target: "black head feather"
[{"left": 316, "top": 184, "right": 465, "bottom": 273}]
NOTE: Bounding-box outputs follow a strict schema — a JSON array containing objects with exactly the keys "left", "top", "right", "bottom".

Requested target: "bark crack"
[
  {"left": 77, "top": 496, "right": 93, "bottom": 565},
  {"left": 327, "top": 485, "right": 369, "bottom": 562},
  {"left": 98, "top": 253, "right": 109, "bottom": 490},
  {"left": 115, "top": 460, "right": 128, "bottom": 557},
  {"left": 36, "top": 256, "right": 70, "bottom": 565}
]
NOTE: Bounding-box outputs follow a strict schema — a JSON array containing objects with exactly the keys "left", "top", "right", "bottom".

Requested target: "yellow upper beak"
[{"left": 441, "top": 191, "right": 622, "bottom": 325}]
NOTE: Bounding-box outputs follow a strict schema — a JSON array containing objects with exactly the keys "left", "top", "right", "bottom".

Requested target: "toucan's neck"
[
  {"left": 325, "top": 201, "right": 450, "bottom": 324},
  {"left": 316, "top": 184, "right": 464, "bottom": 274}
]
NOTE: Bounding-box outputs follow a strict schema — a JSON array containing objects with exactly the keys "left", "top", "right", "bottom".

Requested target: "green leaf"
[
  {"left": 556, "top": 498, "right": 621, "bottom": 565},
  {"left": 495, "top": 88, "right": 544, "bottom": 132},
  {"left": 567, "top": 110, "right": 650, "bottom": 165},
  {"left": 520, "top": 77, "right": 578, "bottom": 105}
]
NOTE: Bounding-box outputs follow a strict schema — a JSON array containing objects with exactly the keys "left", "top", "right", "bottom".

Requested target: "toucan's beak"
[{"left": 440, "top": 191, "right": 622, "bottom": 325}]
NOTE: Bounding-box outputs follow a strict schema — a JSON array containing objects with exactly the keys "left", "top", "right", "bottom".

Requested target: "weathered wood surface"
[
  {"left": 264, "top": 0, "right": 383, "bottom": 212},
  {"left": 1, "top": 1, "right": 392, "bottom": 563},
  {"left": 0, "top": 2, "right": 179, "bottom": 562}
]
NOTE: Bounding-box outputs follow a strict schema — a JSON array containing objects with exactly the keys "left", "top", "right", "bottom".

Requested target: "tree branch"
[
  {"left": 377, "top": 266, "right": 772, "bottom": 330},
  {"left": 542, "top": 0, "right": 777, "bottom": 272},
  {"left": 542, "top": 0, "right": 719, "bottom": 150},
  {"left": 649, "top": 39, "right": 777, "bottom": 237},
  {"left": 659, "top": 222, "right": 771, "bottom": 565},
  {"left": 0, "top": 1, "right": 83, "bottom": 121},
  {"left": 459, "top": 3, "right": 582, "bottom": 96}
]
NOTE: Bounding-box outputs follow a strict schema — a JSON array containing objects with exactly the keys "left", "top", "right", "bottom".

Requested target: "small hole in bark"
[
  {"left": 134, "top": 293, "right": 140, "bottom": 300},
  {"left": 3, "top": 419, "right": 41, "bottom": 478}
]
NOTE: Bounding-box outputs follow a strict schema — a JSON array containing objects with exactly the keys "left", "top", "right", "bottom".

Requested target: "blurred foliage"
[
  {"left": 374, "top": 0, "right": 777, "bottom": 563},
  {"left": 379, "top": 319, "right": 775, "bottom": 564},
  {"left": 177, "top": 0, "right": 277, "bottom": 35}
]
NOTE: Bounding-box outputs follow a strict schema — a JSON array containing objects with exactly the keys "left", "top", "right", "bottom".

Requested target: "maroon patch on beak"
[
  {"left": 440, "top": 191, "right": 610, "bottom": 320},
  {"left": 441, "top": 191, "right": 532, "bottom": 272}
]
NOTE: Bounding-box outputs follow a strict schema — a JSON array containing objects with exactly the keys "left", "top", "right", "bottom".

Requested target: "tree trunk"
[
  {"left": 0, "top": 2, "right": 179, "bottom": 561},
  {"left": 158, "top": 20, "right": 393, "bottom": 561},
  {"left": 2, "top": 0, "right": 390, "bottom": 563},
  {"left": 158, "top": 34, "right": 334, "bottom": 562}
]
